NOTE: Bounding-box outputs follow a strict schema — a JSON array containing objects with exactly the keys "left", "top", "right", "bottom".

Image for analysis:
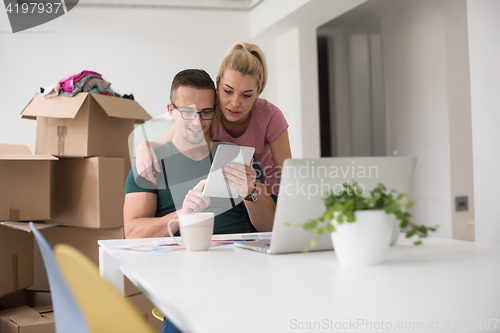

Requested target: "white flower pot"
[
  {"left": 390, "top": 217, "right": 400, "bottom": 246},
  {"left": 331, "top": 210, "right": 394, "bottom": 266}
]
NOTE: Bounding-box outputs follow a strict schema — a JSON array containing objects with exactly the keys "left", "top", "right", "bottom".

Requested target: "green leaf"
[
  {"left": 428, "top": 225, "right": 440, "bottom": 232},
  {"left": 317, "top": 227, "right": 324, "bottom": 236},
  {"left": 414, "top": 240, "right": 422, "bottom": 246},
  {"left": 406, "top": 200, "right": 415, "bottom": 209},
  {"left": 323, "top": 209, "right": 334, "bottom": 221},
  {"left": 284, "top": 221, "right": 290, "bottom": 226},
  {"left": 345, "top": 199, "right": 354, "bottom": 210},
  {"left": 333, "top": 203, "right": 343, "bottom": 212},
  {"left": 417, "top": 225, "right": 428, "bottom": 233},
  {"left": 310, "top": 238, "right": 317, "bottom": 249},
  {"left": 406, "top": 230, "right": 415, "bottom": 238},
  {"left": 326, "top": 223, "right": 335, "bottom": 233},
  {"left": 337, "top": 215, "right": 344, "bottom": 224}
]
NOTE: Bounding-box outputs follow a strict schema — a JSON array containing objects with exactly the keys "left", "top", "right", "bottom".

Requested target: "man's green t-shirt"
[{"left": 125, "top": 141, "right": 264, "bottom": 235}]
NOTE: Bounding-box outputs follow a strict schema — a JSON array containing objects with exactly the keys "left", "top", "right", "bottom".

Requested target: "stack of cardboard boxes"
[{"left": 0, "top": 92, "right": 163, "bottom": 332}]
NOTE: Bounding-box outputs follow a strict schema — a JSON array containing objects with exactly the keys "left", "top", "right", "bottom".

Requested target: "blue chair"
[{"left": 29, "top": 222, "right": 90, "bottom": 333}]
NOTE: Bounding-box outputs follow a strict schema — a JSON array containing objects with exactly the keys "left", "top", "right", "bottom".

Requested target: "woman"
[{"left": 136, "top": 42, "right": 291, "bottom": 197}]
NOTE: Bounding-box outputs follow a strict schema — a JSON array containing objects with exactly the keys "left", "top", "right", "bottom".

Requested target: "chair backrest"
[
  {"left": 54, "top": 243, "right": 155, "bottom": 333},
  {"left": 29, "top": 222, "right": 90, "bottom": 333}
]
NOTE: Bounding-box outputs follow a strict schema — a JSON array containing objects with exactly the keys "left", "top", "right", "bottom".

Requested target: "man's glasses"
[{"left": 171, "top": 103, "right": 216, "bottom": 120}]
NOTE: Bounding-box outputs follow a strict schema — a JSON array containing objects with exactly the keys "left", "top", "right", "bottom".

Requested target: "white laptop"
[{"left": 235, "top": 156, "right": 417, "bottom": 254}]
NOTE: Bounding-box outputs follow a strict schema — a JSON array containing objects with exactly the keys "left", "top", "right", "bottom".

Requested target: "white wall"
[
  {"left": 467, "top": 0, "right": 500, "bottom": 245},
  {"left": 375, "top": 0, "right": 454, "bottom": 238},
  {"left": 370, "top": 0, "right": 476, "bottom": 240},
  {"left": 0, "top": 6, "right": 249, "bottom": 153},
  {"left": 444, "top": 0, "right": 475, "bottom": 241},
  {"left": 275, "top": 28, "right": 302, "bottom": 158},
  {"left": 249, "top": 0, "right": 311, "bottom": 37}
]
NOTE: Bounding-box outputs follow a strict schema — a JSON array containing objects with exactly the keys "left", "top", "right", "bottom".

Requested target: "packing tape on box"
[
  {"left": 57, "top": 126, "right": 67, "bottom": 156},
  {"left": 12, "top": 254, "right": 19, "bottom": 291}
]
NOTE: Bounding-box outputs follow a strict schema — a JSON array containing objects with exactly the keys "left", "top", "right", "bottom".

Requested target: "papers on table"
[{"left": 117, "top": 233, "right": 272, "bottom": 253}]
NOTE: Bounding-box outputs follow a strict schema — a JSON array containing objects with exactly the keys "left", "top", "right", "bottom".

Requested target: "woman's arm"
[
  {"left": 134, "top": 126, "right": 177, "bottom": 184},
  {"left": 223, "top": 161, "right": 275, "bottom": 232},
  {"left": 269, "top": 129, "right": 292, "bottom": 184}
]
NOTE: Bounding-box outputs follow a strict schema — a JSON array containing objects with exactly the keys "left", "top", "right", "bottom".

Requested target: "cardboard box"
[
  {"left": 0, "top": 144, "right": 57, "bottom": 221},
  {"left": 0, "top": 225, "right": 34, "bottom": 297},
  {"left": 0, "top": 306, "right": 54, "bottom": 333},
  {"left": 0, "top": 222, "right": 58, "bottom": 297},
  {"left": 28, "top": 225, "right": 140, "bottom": 296},
  {"left": 0, "top": 290, "right": 27, "bottom": 311},
  {"left": 21, "top": 93, "right": 151, "bottom": 157},
  {"left": 127, "top": 294, "right": 163, "bottom": 333},
  {"left": 26, "top": 292, "right": 51, "bottom": 308},
  {"left": 50, "top": 157, "right": 125, "bottom": 229}
]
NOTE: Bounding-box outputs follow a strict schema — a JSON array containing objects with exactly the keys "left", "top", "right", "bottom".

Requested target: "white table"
[{"left": 99, "top": 235, "right": 500, "bottom": 333}]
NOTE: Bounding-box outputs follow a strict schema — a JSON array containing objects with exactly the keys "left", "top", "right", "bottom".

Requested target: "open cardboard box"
[
  {"left": 50, "top": 156, "right": 125, "bottom": 229},
  {"left": 21, "top": 93, "right": 151, "bottom": 157},
  {"left": 0, "top": 144, "right": 57, "bottom": 221},
  {"left": 0, "top": 305, "right": 54, "bottom": 333}
]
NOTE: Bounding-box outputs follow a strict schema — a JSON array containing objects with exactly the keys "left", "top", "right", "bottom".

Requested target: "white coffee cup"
[{"left": 167, "top": 212, "right": 214, "bottom": 251}]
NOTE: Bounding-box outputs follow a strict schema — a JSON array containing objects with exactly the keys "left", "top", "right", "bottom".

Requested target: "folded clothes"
[
  {"left": 60, "top": 75, "right": 101, "bottom": 97},
  {"left": 59, "top": 70, "right": 101, "bottom": 92}
]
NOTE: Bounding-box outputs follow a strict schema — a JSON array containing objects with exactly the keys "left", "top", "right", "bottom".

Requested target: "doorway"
[{"left": 317, "top": 12, "right": 387, "bottom": 157}]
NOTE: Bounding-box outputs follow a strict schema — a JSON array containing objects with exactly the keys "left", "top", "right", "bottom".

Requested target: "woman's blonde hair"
[{"left": 212, "top": 42, "right": 268, "bottom": 136}]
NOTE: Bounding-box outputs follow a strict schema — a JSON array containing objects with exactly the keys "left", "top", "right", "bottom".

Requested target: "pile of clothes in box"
[{"left": 41, "top": 70, "right": 134, "bottom": 100}]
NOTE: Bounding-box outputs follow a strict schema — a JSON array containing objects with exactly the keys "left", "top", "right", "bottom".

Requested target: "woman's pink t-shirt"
[{"left": 214, "top": 98, "right": 288, "bottom": 195}]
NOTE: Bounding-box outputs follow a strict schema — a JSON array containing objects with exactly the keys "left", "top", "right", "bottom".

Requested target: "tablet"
[{"left": 202, "top": 144, "right": 255, "bottom": 198}]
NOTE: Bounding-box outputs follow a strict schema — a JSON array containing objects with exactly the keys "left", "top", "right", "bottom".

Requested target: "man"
[{"left": 124, "top": 69, "right": 275, "bottom": 240}]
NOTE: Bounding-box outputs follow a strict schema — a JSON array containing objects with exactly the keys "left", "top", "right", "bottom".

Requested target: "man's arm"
[
  {"left": 123, "top": 179, "right": 211, "bottom": 239},
  {"left": 123, "top": 192, "right": 179, "bottom": 239}
]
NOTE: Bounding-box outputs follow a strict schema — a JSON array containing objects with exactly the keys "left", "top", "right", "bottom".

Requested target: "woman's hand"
[
  {"left": 135, "top": 141, "right": 161, "bottom": 185},
  {"left": 222, "top": 159, "right": 257, "bottom": 198}
]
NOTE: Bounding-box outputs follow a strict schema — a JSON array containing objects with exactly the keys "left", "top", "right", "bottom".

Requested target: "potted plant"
[{"left": 291, "top": 181, "right": 438, "bottom": 266}]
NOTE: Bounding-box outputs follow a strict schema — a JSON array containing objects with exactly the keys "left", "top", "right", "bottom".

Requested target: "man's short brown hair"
[{"left": 170, "top": 69, "right": 216, "bottom": 103}]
